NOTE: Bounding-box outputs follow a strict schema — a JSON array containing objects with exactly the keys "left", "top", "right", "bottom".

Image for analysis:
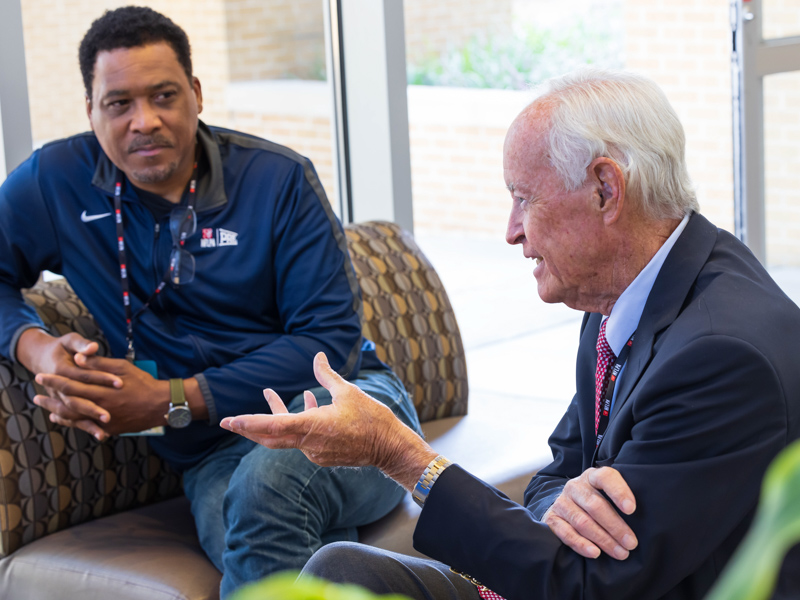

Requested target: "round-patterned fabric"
[
  {"left": 345, "top": 221, "right": 468, "bottom": 422},
  {"left": 0, "top": 279, "right": 181, "bottom": 558},
  {"left": 0, "top": 222, "right": 469, "bottom": 556}
]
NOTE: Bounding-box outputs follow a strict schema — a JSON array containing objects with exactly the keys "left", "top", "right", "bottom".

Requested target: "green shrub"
[{"left": 407, "top": 19, "right": 623, "bottom": 90}]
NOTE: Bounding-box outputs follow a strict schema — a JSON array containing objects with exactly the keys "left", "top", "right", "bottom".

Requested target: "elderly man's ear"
[{"left": 590, "top": 157, "right": 626, "bottom": 225}]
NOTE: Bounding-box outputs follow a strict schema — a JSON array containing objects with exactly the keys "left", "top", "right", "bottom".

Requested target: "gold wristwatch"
[{"left": 412, "top": 455, "right": 452, "bottom": 507}]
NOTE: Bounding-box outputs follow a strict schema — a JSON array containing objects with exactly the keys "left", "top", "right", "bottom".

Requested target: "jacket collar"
[{"left": 90, "top": 120, "right": 227, "bottom": 212}]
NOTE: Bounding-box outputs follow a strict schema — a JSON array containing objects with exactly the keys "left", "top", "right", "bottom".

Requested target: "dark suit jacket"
[{"left": 414, "top": 213, "right": 800, "bottom": 599}]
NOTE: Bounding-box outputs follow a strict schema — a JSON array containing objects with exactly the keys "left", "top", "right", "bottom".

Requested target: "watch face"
[{"left": 167, "top": 406, "right": 192, "bottom": 428}]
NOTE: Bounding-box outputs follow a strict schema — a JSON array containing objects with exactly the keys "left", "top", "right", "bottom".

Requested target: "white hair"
[{"left": 531, "top": 68, "right": 699, "bottom": 221}]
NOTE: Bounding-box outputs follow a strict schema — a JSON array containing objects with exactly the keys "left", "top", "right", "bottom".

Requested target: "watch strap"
[
  {"left": 412, "top": 455, "right": 452, "bottom": 508},
  {"left": 169, "top": 378, "right": 186, "bottom": 408}
]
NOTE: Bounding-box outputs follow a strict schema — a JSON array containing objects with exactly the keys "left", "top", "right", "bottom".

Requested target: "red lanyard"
[
  {"left": 113, "top": 164, "right": 197, "bottom": 361},
  {"left": 596, "top": 332, "right": 635, "bottom": 447}
]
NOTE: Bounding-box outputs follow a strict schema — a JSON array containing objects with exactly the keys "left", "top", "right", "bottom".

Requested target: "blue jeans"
[{"left": 182, "top": 369, "right": 422, "bottom": 599}]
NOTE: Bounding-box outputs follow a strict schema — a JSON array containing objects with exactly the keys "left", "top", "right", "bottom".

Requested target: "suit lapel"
[{"left": 599, "top": 213, "right": 719, "bottom": 446}]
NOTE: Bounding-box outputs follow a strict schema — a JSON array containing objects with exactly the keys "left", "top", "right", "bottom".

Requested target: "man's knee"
[
  {"left": 301, "top": 542, "right": 377, "bottom": 584},
  {"left": 226, "top": 444, "right": 321, "bottom": 505}
]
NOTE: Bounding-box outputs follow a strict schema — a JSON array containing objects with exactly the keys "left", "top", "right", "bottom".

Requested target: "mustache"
[{"left": 128, "top": 135, "right": 174, "bottom": 153}]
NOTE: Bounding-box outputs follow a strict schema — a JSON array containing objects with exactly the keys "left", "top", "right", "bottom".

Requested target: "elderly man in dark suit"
[{"left": 221, "top": 68, "right": 800, "bottom": 600}]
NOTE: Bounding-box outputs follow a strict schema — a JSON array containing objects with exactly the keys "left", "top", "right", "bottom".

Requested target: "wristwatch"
[
  {"left": 412, "top": 455, "right": 452, "bottom": 507},
  {"left": 166, "top": 378, "right": 192, "bottom": 428}
]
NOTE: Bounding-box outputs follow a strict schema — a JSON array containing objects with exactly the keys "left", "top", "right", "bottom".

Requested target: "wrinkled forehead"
[{"left": 504, "top": 106, "right": 552, "bottom": 176}]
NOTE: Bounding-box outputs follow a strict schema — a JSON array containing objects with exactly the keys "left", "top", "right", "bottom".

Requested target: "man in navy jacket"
[
  {"left": 222, "top": 69, "right": 800, "bottom": 599},
  {"left": 0, "top": 7, "right": 420, "bottom": 598}
]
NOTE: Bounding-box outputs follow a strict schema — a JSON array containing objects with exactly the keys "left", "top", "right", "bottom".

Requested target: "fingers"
[
  {"left": 303, "top": 390, "right": 318, "bottom": 411},
  {"left": 263, "top": 388, "right": 289, "bottom": 414},
  {"left": 68, "top": 354, "right": 124, "bottom": 388},
  {"left": 33, "top": 390, "right": 111, "bottom": 424},
  {"left": 47, "top": 411, "right": 109, "bottom": 441},
  {"left": 545, "top": 493, "right": 628, "bottom": 559},
  {"left": 545, "top": 467, "right": 638, "bottom": 560},
  {"left": 221, "top": 414, "right": 306, "bottom": 449},
  {"left": 544, "top": 509, "right": 601, "bottom": 559},
  {"left": 312, "top": 352, "right": 348, "bottom": 394},
  {"left": 588, "top": 467, "right": 636, "bottom": 514},
  {"left": 35, "top": 373, "right": 110, "bottom": 407}
]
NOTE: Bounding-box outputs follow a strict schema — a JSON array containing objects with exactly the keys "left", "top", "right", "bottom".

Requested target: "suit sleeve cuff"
[{"left": 531, "top": 489, "right": 562, "bottom": 521}]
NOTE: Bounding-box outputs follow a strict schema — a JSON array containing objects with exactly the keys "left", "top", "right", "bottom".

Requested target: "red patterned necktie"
[
  {"left": 595, "top": 318, "right": 616, "bottom": 434},
  {"left": 478, "top": 587, "right": 506, "bottom": 600}
]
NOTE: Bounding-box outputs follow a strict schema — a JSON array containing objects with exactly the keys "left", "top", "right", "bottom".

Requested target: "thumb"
[{"left": 312, "top": 352, "right": 347, "bottom": 394}]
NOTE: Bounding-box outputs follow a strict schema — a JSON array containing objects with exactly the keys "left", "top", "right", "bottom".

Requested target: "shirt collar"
[
  {"left": 91, "top": 120, "right": 227, "bottom": 212},
  {"left": 604, "top": 213, "right": 691, "bottom": 354}
]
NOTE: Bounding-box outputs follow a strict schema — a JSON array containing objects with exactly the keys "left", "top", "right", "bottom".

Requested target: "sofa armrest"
[
  {"left": 345, "top": 221, "right": 469, "bottom": 422},
  {"left": 0, "top": 279, "right": 181, "bottom": 558}
]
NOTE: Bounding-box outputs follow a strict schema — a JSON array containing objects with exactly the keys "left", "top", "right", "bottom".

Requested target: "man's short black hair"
[{"left": 79, "top": 6, "right": 193, "bottom": 97}]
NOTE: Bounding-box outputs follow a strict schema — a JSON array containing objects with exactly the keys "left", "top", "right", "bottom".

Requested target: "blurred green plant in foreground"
[
  {"left": 705, "top": 438, "right": 800, "bottom": 600},
  {"left": 230, "top": 571, "right": 412, "bottom": 600}
]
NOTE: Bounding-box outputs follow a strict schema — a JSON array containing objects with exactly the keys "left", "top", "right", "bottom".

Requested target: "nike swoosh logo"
[{"left": 81, "top": 210, "right": 112, "bottom": 223}]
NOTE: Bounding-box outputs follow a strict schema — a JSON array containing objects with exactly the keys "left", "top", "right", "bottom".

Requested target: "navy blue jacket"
[
  {"left": 414, "top": 214, "right": 800, "bottom": 599},
  {"left": 0, "top": 122, "right": 384, "bottom": 469}
]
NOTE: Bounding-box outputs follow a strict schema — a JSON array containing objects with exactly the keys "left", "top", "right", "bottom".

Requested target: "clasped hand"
[
  {"left": 24, "top": 330, "right": 164, "bottom": 440},
  {"left": 543, "top": 466, "right": 638, "bottom": 560}
]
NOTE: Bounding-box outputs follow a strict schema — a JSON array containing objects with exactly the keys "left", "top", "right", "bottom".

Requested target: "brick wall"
[
  {"left": 224, "top": 0, "right": 325, "bottom": 82},
  {"left": 225, "top": 81, "right": 337, "bottom": 207},
  {"left": 406, "top": 86, "right": 530, "bottom": 237},
  {"left": 764, "top": 71, "right": 800, "bottom": 266},
  {"left": 403, "top": 0, "right": 514, "bottom": 64},
  {"left": 221, "top": 0, "right": 516, "bottom": 82},
  {"left": 762, "top": 0, "right": 800, "bottom": 39}
]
